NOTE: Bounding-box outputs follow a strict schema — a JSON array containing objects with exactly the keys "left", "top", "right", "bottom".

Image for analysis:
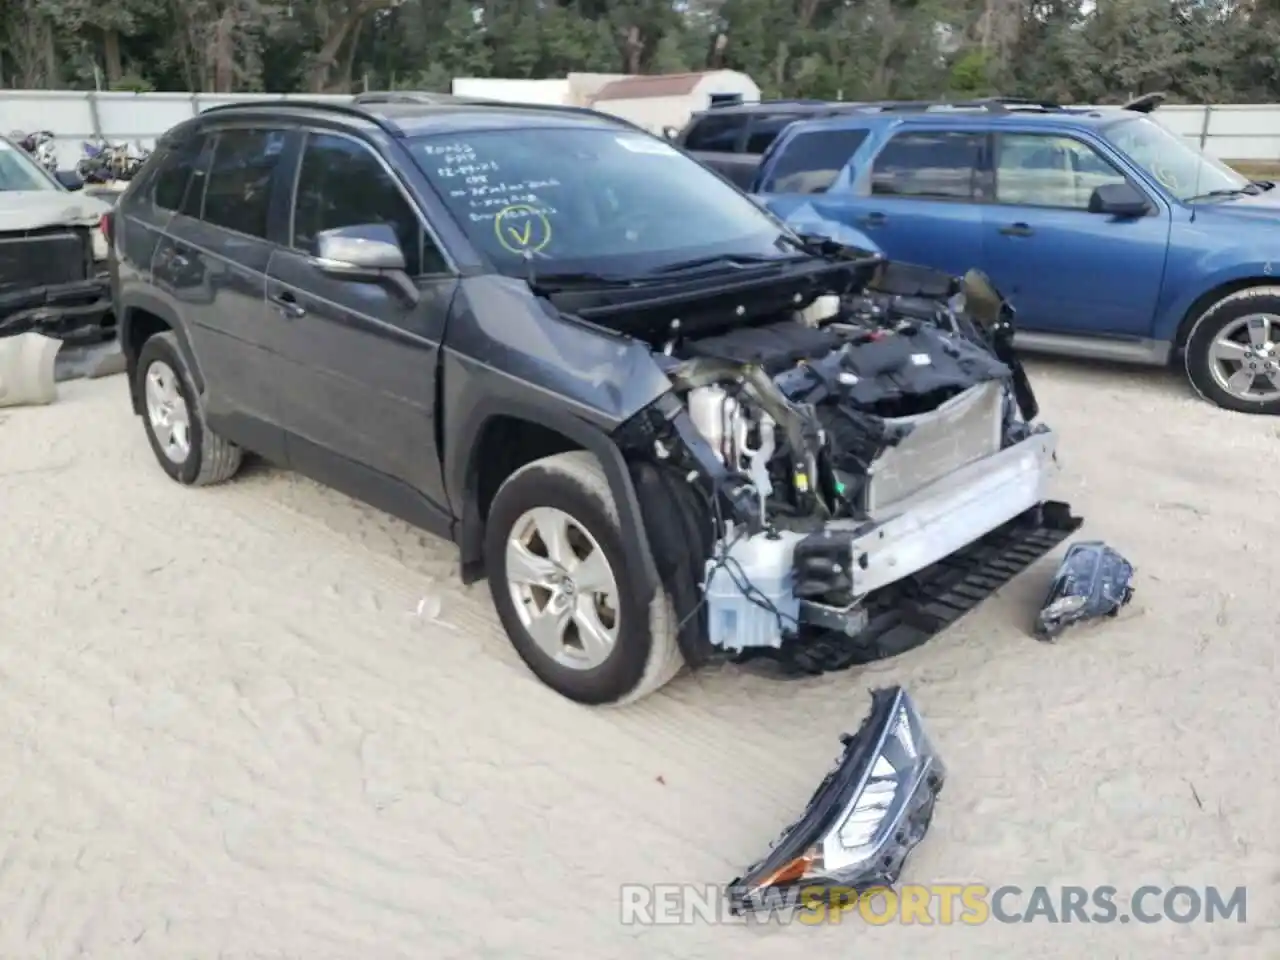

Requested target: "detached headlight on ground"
[{"left": 728, "top": 686, "right": 945, "bottom": 914}]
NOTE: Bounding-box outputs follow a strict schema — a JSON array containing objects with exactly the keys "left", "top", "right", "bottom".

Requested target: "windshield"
[
  {"left": 407, "top": 126, "right": 791, "bottom": 276},
  {"left": 0, "top": 138, "right": 58, "bottom": 192},
  {"left": 1103, "top": 116, "right": 1248, "bottom": 202}
]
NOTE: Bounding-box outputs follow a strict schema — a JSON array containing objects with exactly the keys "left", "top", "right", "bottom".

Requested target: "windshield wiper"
[
  {"left": 644, "top": 252, "right": 801, "bottom": 277},
  {"left": 526, "top": 270, "right": 649, "bottom": 294},
  {"left": 1185, "top": 184, "right": 1264, "bottom": 203}
]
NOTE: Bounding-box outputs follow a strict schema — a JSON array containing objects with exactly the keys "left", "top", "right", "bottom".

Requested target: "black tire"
[
  {"left": 484, "top": 451, "right": 683, "bottom": 705},
  {"left": 136, "top": 332, "right": 243, "bottom": 486},
  {"left": 1184, "top": 286, "right": 1280, "bottom": 415}
]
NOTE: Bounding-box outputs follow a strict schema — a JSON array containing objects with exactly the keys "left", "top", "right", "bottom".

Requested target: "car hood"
[
  {"left": 1194, "top": 189, "right": 1280, "bottom": 223},
  {"left": 0, "top": 190, "right": 110, "bottom": 232}
]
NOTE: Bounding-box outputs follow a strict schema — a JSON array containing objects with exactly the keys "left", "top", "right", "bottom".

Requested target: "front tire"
[
  {"left": 484, "top": 451, "right": 683, "bottom": 705},
  {"left": 136, "top": 332, "right": 243, "bottom": 486},
  {"left": 1184, "top": 287, "right": 1280, "bottom": 414}
]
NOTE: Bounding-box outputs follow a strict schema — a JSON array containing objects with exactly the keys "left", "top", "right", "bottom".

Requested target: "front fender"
[
  {"left": 1154, "top": 254, "right": 1280, "bottom": 341},
  {"left": 446, "top": 382, "right": 661, "bottom": 607}
]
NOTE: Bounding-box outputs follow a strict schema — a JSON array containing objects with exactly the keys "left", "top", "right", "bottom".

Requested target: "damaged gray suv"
[{"left": 110, "top": 98, "right": 1081, "bottom": 704}]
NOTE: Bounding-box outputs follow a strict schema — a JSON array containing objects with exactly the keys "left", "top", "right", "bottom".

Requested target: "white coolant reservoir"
[
  {"left": 704, "top": 529, "right": 805, "bottom": 651},
  {"left": 687, "top": 385, "right": 735, "bottom": 464}
]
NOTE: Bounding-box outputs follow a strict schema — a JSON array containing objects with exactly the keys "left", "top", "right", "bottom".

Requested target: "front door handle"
[
  {"left": 269, "top": 290, "right": 306, "bottom": 319},
  {"left": 999, "top": 222, "right": 1034, "bottom": 237},
  {"left": 858, "top": 212, "right": 888, "bottom": 227}
]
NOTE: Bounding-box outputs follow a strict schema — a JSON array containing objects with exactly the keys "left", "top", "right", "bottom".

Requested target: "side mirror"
[
  {"left": 55, "top": 169, "right": 85, "bottom": 191},
  {"left": 662, "top": 126, "right": 680, "bottom": 142},
  {"left": 311, "top": 223, "right": 419, "bottom": 303},
  {"left": 1089, "top": 182, "right": 1149, "bottom": 218}
]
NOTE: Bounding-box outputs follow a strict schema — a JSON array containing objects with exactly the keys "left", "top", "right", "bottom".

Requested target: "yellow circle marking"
[{"left": 494, "top": 204, "right": 552, "bottom": 254}]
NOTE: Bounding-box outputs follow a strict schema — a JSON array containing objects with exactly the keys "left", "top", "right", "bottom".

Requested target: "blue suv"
[{"left": 752, "top": 99, "right": 1280, "bottom": 414}]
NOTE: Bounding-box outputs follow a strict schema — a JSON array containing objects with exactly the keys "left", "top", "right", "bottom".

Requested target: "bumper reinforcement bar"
[{"left": 741, "top": 500, "right": 1083, "bottom": 676}]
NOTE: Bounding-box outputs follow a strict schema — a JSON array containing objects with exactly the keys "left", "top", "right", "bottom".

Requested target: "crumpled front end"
[
  {"left": 0, "top": 226, "right": 112, "bottom": 344},
  {"left": 614, "top": 257, "right": 1083, "bottom": 672}
]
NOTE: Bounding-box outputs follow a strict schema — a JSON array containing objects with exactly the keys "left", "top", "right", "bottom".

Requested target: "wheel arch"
[
  {"left": 451, "top": 397, "right": 661, "bottom": 608},
  {"left": 1174, "top": 277, "right": 1280, "bottom": 352},
  {"left": 119, "top": 294, "right": 200, "bottom": 415}
]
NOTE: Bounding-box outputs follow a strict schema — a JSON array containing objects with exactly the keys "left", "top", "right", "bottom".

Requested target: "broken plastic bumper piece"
[
  {"left": 1035, "top": 540, "right": 1135, "bottom": 640},
  {"left": 728, "top": 687, "right": 945, "bottom": 914}
]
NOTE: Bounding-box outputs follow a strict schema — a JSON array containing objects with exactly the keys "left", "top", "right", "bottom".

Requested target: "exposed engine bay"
[{"left": 594, "top": 250, "right": 1082, "bottom": 674}]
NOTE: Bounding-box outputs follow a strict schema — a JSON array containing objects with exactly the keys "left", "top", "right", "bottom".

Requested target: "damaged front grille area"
[
  {"left": 0, "top": 227, "right": 91, "bottom": 293},
  {"left": 613, "top": 259, "right": 1085, "bottom": 679}
]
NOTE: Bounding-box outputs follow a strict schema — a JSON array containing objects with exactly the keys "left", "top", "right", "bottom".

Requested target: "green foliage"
[
  {"left": 0, "top": 0, "right": 1276, "bottom": 103},
  {"left": 109, "top": 72, "right": 154, "bottom": 92}
]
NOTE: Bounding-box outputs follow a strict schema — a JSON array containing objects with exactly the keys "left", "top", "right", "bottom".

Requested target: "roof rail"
[
  {"left": 198, "top": 98, "right": 406, "bottom": 138},
  {"left": 865, "top": 96, "right": 1064, "bottom": 114},
  {"left": 200, "top": 94, "right": 657, "bottom": 137},
  {"left": 353, "top": 91, "right": 495, "bottom": 105}
]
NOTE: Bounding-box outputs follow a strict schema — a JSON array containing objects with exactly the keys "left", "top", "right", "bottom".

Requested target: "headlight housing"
[{"left": 728, "top": 686, "right": 945, "bottom": 914}]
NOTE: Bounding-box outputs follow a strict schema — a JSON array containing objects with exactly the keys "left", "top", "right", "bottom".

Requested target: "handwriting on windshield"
[{"left": 425, "top": 140, "right": 562, "bottom": 228}]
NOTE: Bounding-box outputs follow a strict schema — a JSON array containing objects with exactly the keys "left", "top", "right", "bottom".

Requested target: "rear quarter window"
[{"left": 761, "top": 128, "right": 870, "bottom": 194}]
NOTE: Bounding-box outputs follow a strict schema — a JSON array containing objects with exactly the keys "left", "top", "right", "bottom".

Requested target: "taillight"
[{"left": 100, "top": 212, "right": 113, "bottom": 244}]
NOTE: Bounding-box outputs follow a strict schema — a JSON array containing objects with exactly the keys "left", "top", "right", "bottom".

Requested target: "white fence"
[
  {"left": 0, "top": 90, "right": 353, "bottom": 169},
  {"left": 1, "top": 89, "right": 1279, "bottom": 170}
]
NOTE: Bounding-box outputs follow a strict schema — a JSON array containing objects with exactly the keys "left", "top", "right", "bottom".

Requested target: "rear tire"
[
  {"left": 136, "top": 332, "right": 243, "bottom": 486},
  {"left": 1184, "top": 287, "right": 1280, "bottom": 414},
  {"left": 485, "top": 450, "right": 683, "bottom": 705}
]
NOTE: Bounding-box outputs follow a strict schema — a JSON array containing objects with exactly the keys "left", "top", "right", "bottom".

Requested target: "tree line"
[{"left": 1, "top": 0, "right": 1278, "bottom": 105}]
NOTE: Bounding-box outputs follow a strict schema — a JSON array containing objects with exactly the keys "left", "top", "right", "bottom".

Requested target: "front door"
[
  {"left": 264, "top": 129, "right": 457, "bottom": 516},
  {"left": 979, "top": 131, "right": 1171, "bottom": 336}
]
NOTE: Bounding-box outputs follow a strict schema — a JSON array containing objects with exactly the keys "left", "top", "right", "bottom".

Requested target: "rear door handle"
[
  {"left": 999, "top": 222, "right": 1034, "bottom": 237},
  {"left": 269, "top": 290, "right": 306, "bottom": 318},
  {"left": 858, "top": 212, "right": 887, "bottom": 227}
]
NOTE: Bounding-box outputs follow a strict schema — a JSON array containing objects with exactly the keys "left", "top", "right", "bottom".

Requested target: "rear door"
[
  {"left": 149, "top": 126, "right": 291, "bottom": 459},
  {"left": 264, "top": 128, "right": 457, "bottom": 513},
  {"left": 978, "top": 129, "right": 1170, "bottom": 336},
  {"left": 848, "top": 126, "right": 989, "bottom": 275}
]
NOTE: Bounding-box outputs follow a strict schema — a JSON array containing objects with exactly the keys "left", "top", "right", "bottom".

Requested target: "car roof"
[
  {"left": 190, "top": 98, "right": 639, "bottom": 140},
  {"left": 778, "top": 105, "right": 1136, "bottom": 139}
]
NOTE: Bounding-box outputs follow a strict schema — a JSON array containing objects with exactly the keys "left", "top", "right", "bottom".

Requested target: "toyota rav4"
[{"left": 110, "top": 98, "right": 1081, "bottom": 704}]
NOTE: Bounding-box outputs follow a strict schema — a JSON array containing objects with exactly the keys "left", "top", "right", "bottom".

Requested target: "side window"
[
  {"left": 744, "top": 115, "right": 797, "bottom": 154},
  {"left": 201, "top": 128, "right": 288, "bottom": 239},
  {"left": 291, "top": 132, "right": 446, "bottom": 276},
  {"left": 683, "top": 115, "right": 744, "bottom": 152},
  {"left": 870, "top": 131, "right": 985, "bottom": 201},
  {"left": 179, "top": 136, "right": 216, "bottom": 219},
  {"left": 763, "top": 128, "right": 869, "bottom": 194},
  {"left": 152, "top": 134, "right": 206, "bottom": 211},
  {"left": 995, "top": 133, "right": 1129, "bottom": 210}
]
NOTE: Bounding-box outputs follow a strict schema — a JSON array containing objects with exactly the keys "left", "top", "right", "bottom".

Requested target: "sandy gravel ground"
[{"left": 0, "top": 360, "right": 1276, "bottom": 959}]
